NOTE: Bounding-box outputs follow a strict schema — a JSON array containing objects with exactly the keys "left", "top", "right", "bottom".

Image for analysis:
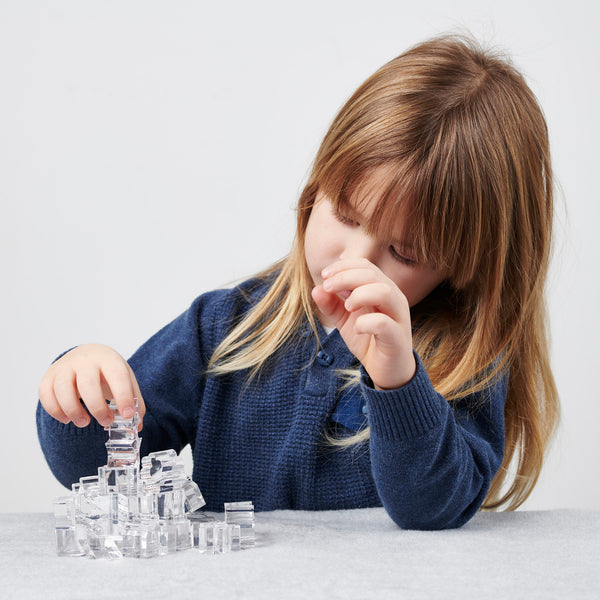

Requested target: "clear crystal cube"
[{"left": 53, "top": 399, "right": 253, "bottom": 559}]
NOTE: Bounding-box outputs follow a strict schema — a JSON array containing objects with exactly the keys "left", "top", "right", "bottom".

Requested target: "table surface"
[{"left": 1, "top": 508, "right": 599, "bottom": 600}]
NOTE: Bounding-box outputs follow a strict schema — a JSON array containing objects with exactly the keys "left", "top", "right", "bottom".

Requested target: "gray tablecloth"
[{"left": 1, "top": 508, "right": 598, "bottom": 599}]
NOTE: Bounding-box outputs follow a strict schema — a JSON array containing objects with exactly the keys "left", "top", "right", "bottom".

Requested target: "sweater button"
[{"left": 316, "top": 350, "right": 334, "bottom": 367}]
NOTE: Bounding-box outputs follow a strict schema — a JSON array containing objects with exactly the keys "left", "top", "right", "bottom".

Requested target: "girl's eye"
[
  {"left": 390, "top": 245, "right": 417, "bottom": 266},
  {"left": 336, "top": 212, "right": 359, "bottom": 227}
]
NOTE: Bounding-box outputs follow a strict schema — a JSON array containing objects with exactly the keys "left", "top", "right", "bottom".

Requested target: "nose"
[{"left": 340, "top": 230, "right": 381, "bottom": 263}]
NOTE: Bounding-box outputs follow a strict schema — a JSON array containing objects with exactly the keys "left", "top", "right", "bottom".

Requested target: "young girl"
[{"left": 37, "top": 34, "right": 559, "bottom": 530}]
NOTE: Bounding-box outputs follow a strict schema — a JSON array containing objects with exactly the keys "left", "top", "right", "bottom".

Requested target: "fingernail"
[
  {"left": 75, "top": 417, "right": 88, "bottom": 427},
  {"left": 121, "top": 406, "right": 135, "bottom": 418},
  {"left": 323, "top": 279, "right": 332, "bottom": 291}
]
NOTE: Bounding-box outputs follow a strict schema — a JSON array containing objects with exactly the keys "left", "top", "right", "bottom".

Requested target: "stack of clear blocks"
[{"left": 53, "top": 400, "right": 255, "bottom": 558}]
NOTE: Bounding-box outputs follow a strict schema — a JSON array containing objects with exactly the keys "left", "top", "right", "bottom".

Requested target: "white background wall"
[{"left": 1, "top": 0, "right": 598, "bottom": 512}]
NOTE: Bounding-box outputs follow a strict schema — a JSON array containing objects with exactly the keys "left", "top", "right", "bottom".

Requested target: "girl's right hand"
[{"left": 38, "top": 343, "right": 145, "bottom": 430}]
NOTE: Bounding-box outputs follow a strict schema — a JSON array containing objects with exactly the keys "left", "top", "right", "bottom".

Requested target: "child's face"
[{"left": 304, "top": 189, "right": 447, "bottom": 309}]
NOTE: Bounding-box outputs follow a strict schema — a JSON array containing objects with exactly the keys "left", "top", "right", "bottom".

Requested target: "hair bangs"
[{"left": 317, "top": 151, "right": 487, "bottom": 290}]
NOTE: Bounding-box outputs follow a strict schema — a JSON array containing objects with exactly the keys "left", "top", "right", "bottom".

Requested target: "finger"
[
  {"left": 99, "top": 360, "right": 138, "bottom": 420},
  {"left": 39, "top": 373, "right": 70, "bottom": 424},
  {"left": 311, "top": 285, "right": 347, "bottom": 328},
  {"left": 99, "top": 382, "right": 145, "bottom": 433},
  {"left": 354, "top": 312, "right": 406, "bottom": 352},
  {"left": 131, "top": 377, "right": 146, "bottom": 431},
  {"left": 345, "top": 283, "right": 408, "bottom": 322},
  {"left": 76, "top": 369, "right": 115, "bottom": 427},
  {"left": 322, "top": 267, "right": 380, "bottom": 297},
  {"left": 53, "top": 371, "right": 90, "bottom": 427},
  {"left": 321, "top": 258, "right": 380, "bottom": 279}
]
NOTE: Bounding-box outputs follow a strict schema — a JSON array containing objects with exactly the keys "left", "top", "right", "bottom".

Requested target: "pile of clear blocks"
[{"left": 53, "top": 400, "right": 255, "bottom": 558}]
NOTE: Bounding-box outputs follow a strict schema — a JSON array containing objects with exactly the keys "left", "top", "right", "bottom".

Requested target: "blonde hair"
[{"left": 208, "top": 34, "right": 559, "bottom": 511}]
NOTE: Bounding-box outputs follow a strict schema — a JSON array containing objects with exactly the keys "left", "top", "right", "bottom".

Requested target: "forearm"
[
  {"left": 363, "top": 355, "right": 505, "bottom": 530},
  {"left": 36, "top": 401, "right": 109, "bottom": 489}
]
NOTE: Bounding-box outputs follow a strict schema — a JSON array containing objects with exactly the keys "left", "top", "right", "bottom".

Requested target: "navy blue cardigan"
[{"left": 37, "top": 277, "right": 506, "bottom": 529}]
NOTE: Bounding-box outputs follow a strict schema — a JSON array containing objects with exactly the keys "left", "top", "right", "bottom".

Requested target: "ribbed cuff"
[{"left": 360, "top": 353, "right": 444, "bottom": 441}]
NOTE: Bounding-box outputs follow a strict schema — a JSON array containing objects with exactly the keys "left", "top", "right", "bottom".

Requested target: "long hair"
[{"left": 208, "top": 34, "right": 559, "bottom": 511}]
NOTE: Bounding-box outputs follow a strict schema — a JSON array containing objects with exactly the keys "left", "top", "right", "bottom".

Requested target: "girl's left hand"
[{"left": 311, "top": 258, "right": 416, "bottom": 390}]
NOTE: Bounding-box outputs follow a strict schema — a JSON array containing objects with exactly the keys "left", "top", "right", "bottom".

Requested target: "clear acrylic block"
[
  {"left": 53, "top": 496, "right": 75, "bottom": 528},
  {"left": 122, "top": 524, "right": 159, "bottom": 559},
  {"left": 183, "top": 479, "right": 206, "bottom": 512},
  {"left": 55, "top": 526, "right": 85, "bottom": 557},
  {"left": 157, "top": 489, "right": 186, "bottom": 520},
  {"left": 224, "top": 501, "right": 255, "bottom": 549},
  {"left": 213, "top": 522, "right": 233, "bottom": 554},
  {"left": 156, "top": 519, "right": 192, "bottom": 553},
  {"left": 98, "top": 465, "right": 139, "bottom": 495},
  {"left": 193, "top": 521, "right": 216, "bottom": 554},
  {"left": 53, "top": 400, "right": 254, "bottom": 559},
  {"left": 192, "top": 522, "right": 240, "bottom": 554}
]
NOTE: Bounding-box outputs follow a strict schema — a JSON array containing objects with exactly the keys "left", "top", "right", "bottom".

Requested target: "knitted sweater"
[{"left": 36, "top": 277, "right": 507, "bottom": 530}]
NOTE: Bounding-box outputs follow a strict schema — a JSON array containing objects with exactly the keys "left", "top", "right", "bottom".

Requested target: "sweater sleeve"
[
  {"left": 36, "top": 288, "right": 229, "bottom": 490},
  {"left": 362, "top": 352, "right": 506, "bottom": 530}
]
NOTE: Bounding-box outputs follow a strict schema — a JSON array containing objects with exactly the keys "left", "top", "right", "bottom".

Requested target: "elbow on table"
[
  {"left": 384, "top": 501, "right": 479, "bottom": 530},
  {"left": 379, "top": 476, "right": 488, "bottom": 531}
]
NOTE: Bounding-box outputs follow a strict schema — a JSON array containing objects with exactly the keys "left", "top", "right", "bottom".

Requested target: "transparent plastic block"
[
  {"left": 158, "top": 522, "right": 177, "bottom": 555},
  {"left": 78, "top": 475, "right": 100, "bottom": 493},
  {"left": 84, "top": 525, "right": 124, "bottom": 560},
  {"left": 122, "top": 524, "right": 159, "bottom": 559},
  {"left": 104, "top": 535, "right": 124, "bottom": 560},
  {"left": 189, "top": 511, "right": 216, "bottom": 548},
  {"left": 175, "top": 519, "right": 192, "bottom": 551},
  {"left": 183, "top": 479, "right": 206, "bottom": 512},
  {"left": 140, "top": 450, "right": 178, "bottom": 477},
  {"left": 224, "top": 501, "right": 255, "bottom": 549},
  {"left": 105, "top": 437, "right": 138, "bottom": 452},
  {"left": 154, "top": 520, "right": 192, "bottom": 554},
  {"left": 98, "top": 465, "right": 139, "bottom": 495},
  {"left": 52, "top": 400, "right": 243, "bottom": 559},
  {"left": 106, "top": 398, "right": 141, "bottom": 429},
  {"left": 104, "top": 399, "right": 141, "bottom": 468},
  {"left": 140, "top": 450, "right": 186, "bottom": 493},
  {"left": 213, "top": 522, "right": 233, "bottom": 554},
  {"left": 228, "top": 524, "right": 242, "bottom": 551},
  {"left": 76, "top": 486, "right": 109, "bottom": 523},
  {"left": 107, "top": 492, "right": 119, "bottom": 533},
  {"left": 55, "top": 526, "right": 85, "bottom": 557},
  {"left": 106, "top": 443, "right": 141, "bottom": 469},
  {"left": 123, "top": 492, "right": 159, "bottom": 527},
  {"left": 193, "top": 521, "right": 216, "bottom": 554},
  {"left": 84, "top": 525, "right": 112, "bottom": 560},
  {"left": 192, "top": 522, "right": 240, "bottom": 554},
  {"left": 53, "top": 496, "right": 75, "bottom": 528},
  {"left": 155, "top": 519, "right": 192, "bottom": 552},
  {"left": 157, "top": 489, "right": 186, "bottom": 520}
]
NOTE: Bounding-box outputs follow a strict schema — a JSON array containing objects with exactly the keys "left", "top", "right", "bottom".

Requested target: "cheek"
[
  {"left": 303, "top": 221, "right": 326, "bottom": 280},
  {"left": 392, "top": 270, "right": 446, "bottom": 307},
  {"left": 304, "top": 210, "right": 336, "bottom": 267}
]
